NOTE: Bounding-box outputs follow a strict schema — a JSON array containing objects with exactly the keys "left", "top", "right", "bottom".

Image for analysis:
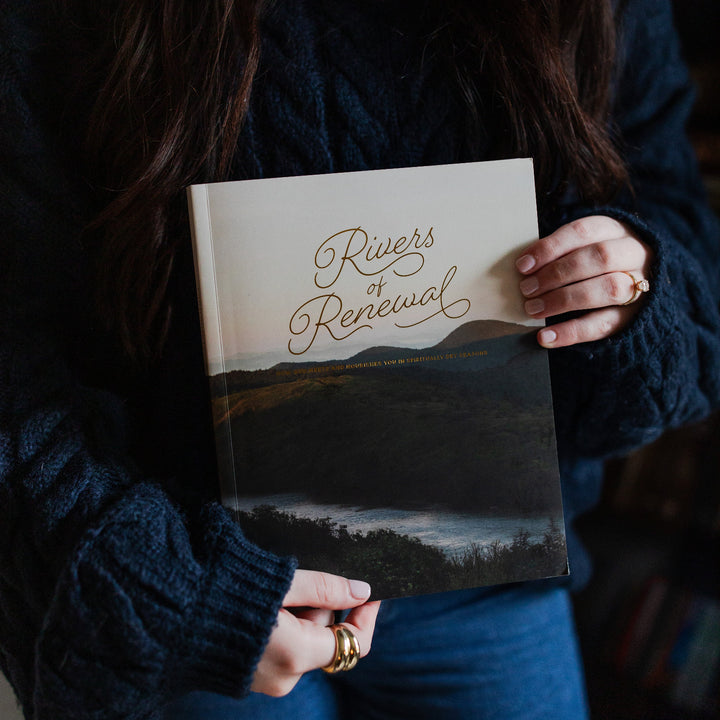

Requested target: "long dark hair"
[
  {"left": 74, "top": 0, "right": 627, "bottom": 360},
  {"left": 439, "top": 1, "right": 627, "bottom": 200}
]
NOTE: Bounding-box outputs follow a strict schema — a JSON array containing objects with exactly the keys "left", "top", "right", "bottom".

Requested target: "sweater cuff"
[{"left": 171, "top": 503, "right": 297, "bottom": 699}]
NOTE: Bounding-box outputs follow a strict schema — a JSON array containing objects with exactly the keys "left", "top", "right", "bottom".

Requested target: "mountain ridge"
[{"left": 269, "top": 318, "right": 532, "bottom": 371}]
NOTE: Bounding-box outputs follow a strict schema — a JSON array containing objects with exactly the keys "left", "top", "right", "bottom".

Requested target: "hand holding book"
[
  {"left": 250, "top": 570, "right": 380, "bottom": 696},
  {"left": 517, "top": 215, "right": 654, "bottom": 347}
]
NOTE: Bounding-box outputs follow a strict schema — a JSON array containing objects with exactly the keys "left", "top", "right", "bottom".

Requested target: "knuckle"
[
  {"left": 597, "top": 316, "right": 615, "bottom": 337},
  {"left": 591, "top": 240, "right": 613, "bottom": 269},
  {"left": 535, "top": 233, "right": 560, "bottom": 262},
  {"left": 603, "top": 273, "right": 626, "bottom": 303},
  {"left": 578, "top": 311, "right": 617, "bottom": 344},
  {"left": 570, "top": 217, "right": 594, "bottom": 241},
  {"left": 274, "top": 645, "right": 304, "bottom": 676},
  {"left": 543, "top": 233, "right": 564, "bottom": 259},
  {"left": 563, "top": 321, "right": 581, "bottom": 346},
  {"left": 267, "top": 677, "right": 299, "bottom": 698},
  {"left": 312, "top": 572, "right": 335, "bottom": 607},
  {"left": 545, "top": 260, "right": 568, "bottom": 285},
  {"left": 567, "top": 285, "right": 585, "bottom": 310}
]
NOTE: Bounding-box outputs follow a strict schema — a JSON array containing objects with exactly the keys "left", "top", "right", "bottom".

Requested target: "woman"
[{"left": 1, "top": 0, "right": 719, "bottom": 718}]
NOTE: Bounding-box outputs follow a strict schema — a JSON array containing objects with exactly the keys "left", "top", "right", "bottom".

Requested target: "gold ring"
[
  {"left": 322, "top": 624, "right": 361, "bottom": 673},
  {"left": 622, "top": 271, "right": 650, "bottom": 305}
]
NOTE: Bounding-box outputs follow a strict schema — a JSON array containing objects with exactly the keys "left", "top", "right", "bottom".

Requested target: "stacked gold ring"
[{"left": 322, "top": 624, "right": 361, "bottom": 673}]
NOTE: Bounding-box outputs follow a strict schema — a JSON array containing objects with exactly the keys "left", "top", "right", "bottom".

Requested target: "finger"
[
  {"left": 318, "top": 600, "right": 382, "bottom": 670},
  {"left": 516, "top": 216, "right": 628, "bottom": 274},
  {"left": 342, "top": 601, "right": 382, "bottom": 658},
  {"left": 250, "top": 612, "right": 311, "bottom": 696},
  {"left": 536, "top": 306, "right": 634, "bottom": 348},
  {"left": 287, "top": 603, "right": 379, "bottom": 672},
  {"left": 251, "top": 599, "right": 381, "bottom": 696},
  {"left": 519, "top": 238, "right": 648, "bottom": 298},
  {"left": 524, "top": 271, "right": 642, "bottom": 319},
  {"left": 283, "top": 569, "right": 372, "bottom": 610},
  {"left": 291, "top": 607, "right": 335, "bottom": 625}
]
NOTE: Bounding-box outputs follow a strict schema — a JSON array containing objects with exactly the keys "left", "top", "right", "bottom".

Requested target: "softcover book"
[{"left": 187, "top": 159, "right": 568, "bottom": 599}]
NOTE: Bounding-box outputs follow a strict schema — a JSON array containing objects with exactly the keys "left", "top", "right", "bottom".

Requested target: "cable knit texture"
[{"left": 1, "top": 0, "right": 719, "bottom": 718}]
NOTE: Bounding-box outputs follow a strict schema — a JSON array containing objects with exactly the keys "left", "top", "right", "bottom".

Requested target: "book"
[{"left": 187, "top": 159, "right": 568, "bottom": 599}]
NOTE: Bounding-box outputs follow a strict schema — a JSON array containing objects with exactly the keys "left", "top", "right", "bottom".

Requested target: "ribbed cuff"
[{"left": 170, "top": 503, "right": 297, "bottom": 698}]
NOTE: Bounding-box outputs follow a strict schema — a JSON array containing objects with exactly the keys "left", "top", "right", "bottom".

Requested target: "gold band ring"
[
  {"left": 622, "top": 271, "right": 650, "bottom": 305},
  {"left": 322, "top": 624, "right": 361, "bottom": 673}
]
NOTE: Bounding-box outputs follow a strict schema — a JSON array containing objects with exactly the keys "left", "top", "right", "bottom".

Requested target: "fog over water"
[{"left": 232, "top": 493, "right": 561, "bottom": 558}]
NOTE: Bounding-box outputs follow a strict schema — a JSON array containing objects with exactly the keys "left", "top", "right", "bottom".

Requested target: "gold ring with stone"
[
  {"left": 622, "top": 271, "right": 650, "bottom": 305},
  {"left": 322, "top": 624, "right": 361, "bottom": 673}
]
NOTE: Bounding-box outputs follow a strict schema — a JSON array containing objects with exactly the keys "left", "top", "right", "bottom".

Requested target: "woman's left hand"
[{"left": 515, "top": 215, "right": 654, "bottom": 348}]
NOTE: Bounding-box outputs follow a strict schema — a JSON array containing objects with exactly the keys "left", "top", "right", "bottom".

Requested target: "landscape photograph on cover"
[{"left": 210, "top": 318, "right": 567, "bottom": 600}]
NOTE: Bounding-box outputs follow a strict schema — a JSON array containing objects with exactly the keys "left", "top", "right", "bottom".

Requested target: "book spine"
[{"left": 186, "top": 184, "right": 239, "bottom": 510}]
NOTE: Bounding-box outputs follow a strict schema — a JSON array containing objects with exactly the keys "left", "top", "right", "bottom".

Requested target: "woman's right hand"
[{"left": 250, "top": 570, "right": 381, "bottom": 697}]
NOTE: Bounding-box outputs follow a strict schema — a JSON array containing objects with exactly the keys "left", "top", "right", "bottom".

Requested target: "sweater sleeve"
[
  {"left": 0, "top": 6, "right": 296, "bottom": 719},
  {"left": 548, "top": 0, "right": 720, "bottom": 460}
]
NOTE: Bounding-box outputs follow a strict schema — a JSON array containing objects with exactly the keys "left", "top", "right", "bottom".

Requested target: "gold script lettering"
[
  {"left": 394, "top": 266, "right": 470, "bottom": 328},
  {"left": 288, "top": 293, "right": 371, "bottom": 356},
  {"left": 314, "top": 227, "right": 433, "bottom": 289},
  {"left": 287, "top": 265, "right": 470, "bottom": 355}
]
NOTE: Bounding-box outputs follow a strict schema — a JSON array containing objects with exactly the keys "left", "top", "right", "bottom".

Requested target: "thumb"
[{"left": 283, "top": 569, "right": 372, "bottom": 609}]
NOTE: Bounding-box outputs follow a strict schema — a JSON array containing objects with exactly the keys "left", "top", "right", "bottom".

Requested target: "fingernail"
[
  {"left": 525, "top": 298, "right": 545, "bottom": 315},
  {"left": 516, "top": 254, "right": 536, "bottom": 273},
  {"left": 538, "top": 328, "right": 557, "bottom": 346},
  {"left": 519, "top": 276, "right": 539, "bottom": 296},
  {"left": 349, "top": 580, "right": 371, "bottom": 600}
]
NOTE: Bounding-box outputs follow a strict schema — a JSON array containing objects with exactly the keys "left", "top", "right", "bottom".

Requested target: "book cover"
[{"left": 187, "top": 159, "right": 568, "bottom": 599}]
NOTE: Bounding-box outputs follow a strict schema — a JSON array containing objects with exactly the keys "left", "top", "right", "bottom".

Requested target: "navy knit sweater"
[{"left": 2, "top": 1, "right": 720, "bottom": 718}]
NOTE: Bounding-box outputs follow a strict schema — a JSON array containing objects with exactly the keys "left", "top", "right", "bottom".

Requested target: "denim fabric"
[{"left": 165, "top": 584, "right": 589, "bottom": 719}]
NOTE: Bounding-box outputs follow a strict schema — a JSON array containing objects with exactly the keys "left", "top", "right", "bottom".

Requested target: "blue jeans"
[{"left": 165, "top": 584, "right": 589, "bottom": 719}]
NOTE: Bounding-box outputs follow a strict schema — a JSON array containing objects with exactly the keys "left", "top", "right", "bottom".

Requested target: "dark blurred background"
[
  {"left": 674, "top": 0, "right": 720, "bottom": 211},
  {"left": 573, "top": 4, "right": 720, "bottom": 718}
]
